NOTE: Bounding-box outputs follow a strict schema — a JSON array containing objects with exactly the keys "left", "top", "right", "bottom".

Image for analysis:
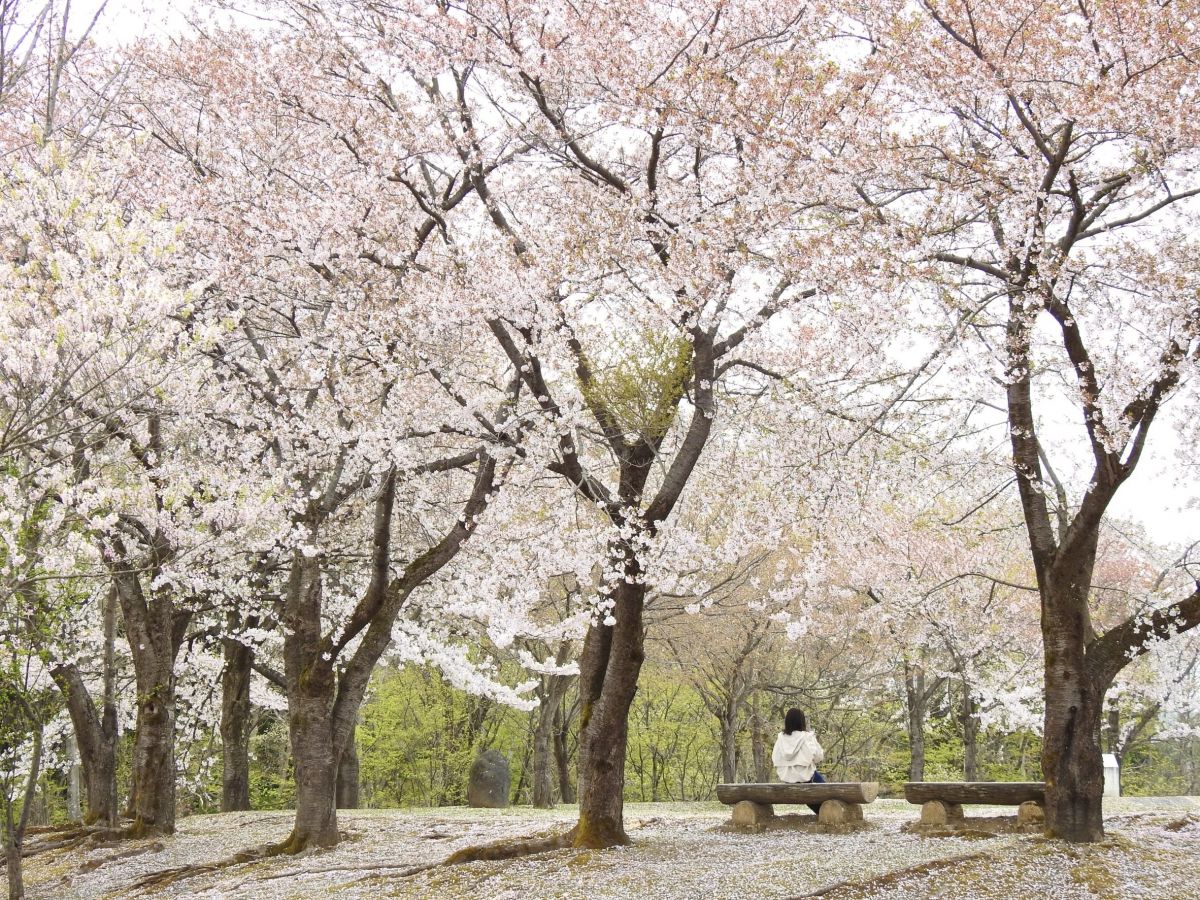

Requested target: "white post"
[
  {"left": 1101, "top": 753, "right": 1120, "bottom": 798},
  {"left": 66, "top": 737, "right": 82, "bottom": 821}
]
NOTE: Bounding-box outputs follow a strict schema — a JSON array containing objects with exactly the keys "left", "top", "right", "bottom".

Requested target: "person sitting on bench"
[{"left": 772, "top": 707, "right": 825, "bottom": 814}]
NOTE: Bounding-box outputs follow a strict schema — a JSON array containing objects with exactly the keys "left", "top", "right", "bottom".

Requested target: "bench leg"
[
  {"left": 731, "top": 800, "right": 774, "bottom": 827},
  {"left": 817, "top": 799, "right": 863, "bottom": 825},
  {"left": 1017, "top": 800, "right": 1045, "bottom": 825},
  {"left": 920, "top": 800, "right": 964, "bottom": 826}
]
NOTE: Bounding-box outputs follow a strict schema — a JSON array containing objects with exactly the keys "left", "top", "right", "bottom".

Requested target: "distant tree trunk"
[
  {"left": 336, "top": 726, "right": 360, "bottom": 809},
  {"left": 961, "top": 688, "right": 979, "bottom": 781},
  {"left": 553, "top": 702, "right": 575, "bottom": 803},
  {"left": 532, "top": 673, "right": 573, "bottom": 808},
  {"left": 718, "top": 710, "right": 738, "bottom": 784},
  {"left": 905, "top": 664, "right": 927, "bottom": 782},
  {"left": 220, "top": 634, "right": 254, "bottom": 813},
  {"left": 1106, "top": 699, "right": 1121, "bottom": 758},
  {"left": 531, "top": 709, "right": 554, "bottom": 807},
  {"left": 750, "top": 692, "right": 769, "bottom": 783}
]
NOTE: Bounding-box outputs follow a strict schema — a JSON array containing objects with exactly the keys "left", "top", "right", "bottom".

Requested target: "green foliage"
[
  {"left": 579, "top": 329, "right": 692, "bottom": 441},
  {"left": 357, "top": 665, "right": 507, "bottom": 807},
  {"left": 625, "top": 668, "right": 717, "bottom": 801},
  {"left": 981, "top": 730, "right": 1043, "bottom": 782},
  {"left": 249, "top": 713, "right": 295, "bottom": 810}
]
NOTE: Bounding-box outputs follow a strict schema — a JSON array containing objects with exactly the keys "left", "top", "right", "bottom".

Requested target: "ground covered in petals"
[{"left": 19, "top": 797, "right": 1200, "bottom": 899}]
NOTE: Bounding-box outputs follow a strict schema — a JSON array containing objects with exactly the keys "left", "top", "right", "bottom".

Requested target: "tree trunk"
[
  {"left": 1039, "top": 538, "right": 1106, "bottom": 842},
  {"left": 336, "top": 726, "right": 360, "bottom": 810},
  {"left": 220, "top": 635, "right": 254, "bottom": 812},
  {"left": 553, "top": 701, "right": 575, "bottom": 804},
  {"left": 750, "top": 692, "right": 770, "bottom": 783},
  {"left": 961, "top": 688, "right": 979, "bottom": 781},
  {"left": 52, "top": 584, "right": 120, "bottom": 828},
  {"left": 718, "top": 712, "right": 738, "bottom": 784},
  {"left": 905, "top": 663, "right": 927, "bottom": 782},
  {"left": 4, "top": 843, "right": 21, "bottom": 900},
  {"left": 51, "top": 665, "right": 118, "bottom": 828},
  {"left": 280, "top": 553, "right": 341, "bottom": 850},
  {"left": 285, "top": 693, "right": 340, "bottom": 849},
  {"left": 3, "top": 724, "right": 42, "bottom": 900},
  {"left": 531, "top": 671, "right": 574, "bottom": 808},
  {"left": 570, "top": 578, "right": 645, "bottom": 848},
  {"left": 127, "top": 670, "right": 177, "bottom": 833},
  {"left": 111, "top": 563, "right": 186, "bottom": 835},
  {"left": 1105, "top": 699, "right": 1120, "bottom": 756},
  {"left": 1041, "top": 583, "right": 1107, "bottom": 842},
  {"left": 531, "top": 694, "right": 558, "bottom": 808}
]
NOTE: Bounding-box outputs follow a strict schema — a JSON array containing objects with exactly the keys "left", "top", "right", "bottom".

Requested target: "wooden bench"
[
  {"left": 716, "top": 782, "right": 879, "bottom": 826},
  {"left": 904, "top": 781, "right": 1046, "bottom": 826}
]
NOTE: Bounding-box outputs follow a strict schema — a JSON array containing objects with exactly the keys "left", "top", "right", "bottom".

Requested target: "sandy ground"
[{"left": 19, "top": 796, "right": 1200, "bottom": 899}]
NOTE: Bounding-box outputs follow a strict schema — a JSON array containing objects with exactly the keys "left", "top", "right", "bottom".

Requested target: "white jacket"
[{"left": 772, "top": 730, "right": 824, "bottom": 783}]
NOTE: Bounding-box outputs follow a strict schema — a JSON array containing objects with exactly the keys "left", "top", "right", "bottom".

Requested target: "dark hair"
[{"left": 783, "top": 708, "right": 807, "bottom": 734}]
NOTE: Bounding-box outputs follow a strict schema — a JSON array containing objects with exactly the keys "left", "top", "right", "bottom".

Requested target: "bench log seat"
[
  {"left": 903, "top": 781, "right": 1046, "bottom": 826},
  {"left": 716, "top": 782, "right": 879, "bottom": 826}
]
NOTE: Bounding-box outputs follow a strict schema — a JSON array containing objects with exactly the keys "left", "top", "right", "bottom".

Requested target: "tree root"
[
  {"left": 443, "top": 829, "right": 575, "bottom": 865},
  {"left": 791, "top": 850, "right": 992, "bottom": 898},
  {"left": 121, "top": 818, "right": 173, "bottom": 840},
  {"left": 129, "top": 828, "right": 352, "bottom": 893},
  {"left": 0, "top": 825, "right": 125, "bottom": 869},
  {"left": 79, "top": 841, "right": 165, "bottom": 874},
  {"left": 26, "top": 822, "right": 92, "bottom": 835},
  {"left": 130, "top": 845, "right": 278, "bottom": 893}
]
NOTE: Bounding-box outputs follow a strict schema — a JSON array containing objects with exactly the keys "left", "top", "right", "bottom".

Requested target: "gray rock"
[{"left": 467, "top": 748, "right": 510, "bottom": 808}]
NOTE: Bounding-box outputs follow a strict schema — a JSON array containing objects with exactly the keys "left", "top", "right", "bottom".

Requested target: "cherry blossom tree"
[
  {"left": 171, "top": 0, "right": 903, "bottom": 852},
  {"left": 112, "top": 26, "right": 559, "bottom": 849},
  {"left": 856, "top": 0, "right": 1200, "bottom": 840}
]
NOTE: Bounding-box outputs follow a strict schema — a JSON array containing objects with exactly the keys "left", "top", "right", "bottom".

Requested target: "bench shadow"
[
  {"left": 902, "top": 815, "right": 1042, "bottom": 838},
  {"left": 715, "top": 813, "right": 876, "bottom": 836}
]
